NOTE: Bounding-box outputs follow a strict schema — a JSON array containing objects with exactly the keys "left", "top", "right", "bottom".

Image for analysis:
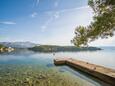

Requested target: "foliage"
[
  {"left": 72, "top": 0, "right": 115, "bottom": 47},
  {"left": 29, "top": 45, "right": 101, "bottom": 52},
  {"left": 0, "top": 44, "right": 5, "bottom": 48}
]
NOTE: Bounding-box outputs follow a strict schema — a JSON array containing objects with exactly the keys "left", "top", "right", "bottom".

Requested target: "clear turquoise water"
[{"left": 0, "top": 47, "right": 114, "bottom": 86}]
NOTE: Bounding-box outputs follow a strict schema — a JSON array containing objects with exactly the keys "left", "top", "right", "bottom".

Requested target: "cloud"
[
  {"left": 31, "top": 0, "right": 40, "bottom": 18},
  {"left": 36, "top": 0, "right": 40, "bottom": 6},
  {"left": 43, "top": 6, "right": 89, "bottom": 25},
  {"left": 54, "top": 11, "right": 60, "bottom": 19},
  {"left": 31, "top": 12, "right": 38, "bottom": 18},
  {"left": 41, "top": 6, "right": 90, "bottom": 32},
  {"left": 0, "top": 21, "right": 16, "bottom": 25},
  {"left": 41, "top": 16, "right": 53, "bottom": 32},
  {"left": 90, "top": 36, "right": 115, "bottom": 46},
  {"left": 54, "top": 0, "right": 59, "bottom": 8},
  {"left": 46, "top": 6, "right": 89, "bottom": 19},
  {"left": 41, "top": 11, "right": 60, "bottom": 32},
  {"left": 60, "top": 6, "right": 90, "bottom": 13}
]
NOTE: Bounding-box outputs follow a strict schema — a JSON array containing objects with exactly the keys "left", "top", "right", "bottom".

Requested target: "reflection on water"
[
  {"left": 55, "top": 47, "right": 115, "bottom": 69},
  {"left": 0, "top": 47, "right": 114, "bottom": 86}
]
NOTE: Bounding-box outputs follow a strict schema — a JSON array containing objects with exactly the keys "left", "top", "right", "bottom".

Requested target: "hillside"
[
  {"left": 29, "top": 45, "right": 101, "bottom": 52},
  {"left": 0, "top": 42, "right": 38, "bottom": 48}
]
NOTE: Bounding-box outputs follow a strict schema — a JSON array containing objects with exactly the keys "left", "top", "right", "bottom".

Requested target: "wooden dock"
[{"left": 54, "top": 58, "right": 115, "bottom": 85}]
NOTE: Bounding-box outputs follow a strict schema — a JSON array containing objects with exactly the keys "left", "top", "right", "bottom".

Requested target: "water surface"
[{"left": 0, "top": 47, "right": 114, "bottom": 86}]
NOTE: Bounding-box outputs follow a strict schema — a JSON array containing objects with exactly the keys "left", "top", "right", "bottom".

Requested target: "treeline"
[
  {"left": 0, "top": 44, "right": 5, "bottom": 48},
  {"left": 28, "top": 45, "right": 101, "bottom": 52}
]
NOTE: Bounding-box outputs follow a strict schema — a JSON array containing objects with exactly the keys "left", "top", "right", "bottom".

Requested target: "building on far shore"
[{"left": 0, "top": 46, "right": 14, "bottom": 52}]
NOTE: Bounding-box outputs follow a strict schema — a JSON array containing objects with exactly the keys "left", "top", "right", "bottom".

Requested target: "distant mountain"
[{"left": 0, "top": 42, "right": 39, "bottom": 48}]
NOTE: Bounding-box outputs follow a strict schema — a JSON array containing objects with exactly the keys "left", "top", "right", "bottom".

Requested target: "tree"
[{"left": 72, "top": 0, "right": 115, "bottom": 47}]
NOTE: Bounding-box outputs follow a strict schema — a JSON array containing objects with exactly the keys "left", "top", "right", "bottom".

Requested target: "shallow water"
[{"left": 0, "top": 47, "right": 114, "bottom": 86}]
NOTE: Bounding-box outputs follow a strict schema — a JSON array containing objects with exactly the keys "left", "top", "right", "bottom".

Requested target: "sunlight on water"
[{"left": 55, "top": 47, "right": 115, "bottom": 69}]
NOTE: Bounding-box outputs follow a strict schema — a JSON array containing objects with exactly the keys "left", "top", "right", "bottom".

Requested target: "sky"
[{"left": 0, "top": 0, "right": 115, "bottom": 46}]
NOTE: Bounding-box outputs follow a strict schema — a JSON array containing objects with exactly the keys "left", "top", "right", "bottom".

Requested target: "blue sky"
[{"left": 0, "top": 0, "right": 115, "bottom": 46}]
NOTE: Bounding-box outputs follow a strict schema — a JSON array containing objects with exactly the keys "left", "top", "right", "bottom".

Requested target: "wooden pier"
[{"left": 54, "top": 58, "right": 115, "bottom": 85}]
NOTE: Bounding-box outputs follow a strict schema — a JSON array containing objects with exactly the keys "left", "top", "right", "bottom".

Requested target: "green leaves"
[
  {"left": 72, "top": 0, "right": 115, "bottom": 47},
  {"left": 71, "top": 26, "right": 88, "bottom": 47}
]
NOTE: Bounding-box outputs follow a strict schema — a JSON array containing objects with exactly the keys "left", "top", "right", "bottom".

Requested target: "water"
[
  {"left": 55, "top": 47, "right": 115, "bottom": 69},
  {"left": 0, "top": 47, "right": 114, "bottom": 86}
]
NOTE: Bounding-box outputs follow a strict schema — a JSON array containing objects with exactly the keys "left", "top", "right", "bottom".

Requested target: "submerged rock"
[
  {"left": 37, "top": 74, "right": 47, "bottom": 79},
  {"left": 46, "top": 64, "right": 54, "bottom": 67}
]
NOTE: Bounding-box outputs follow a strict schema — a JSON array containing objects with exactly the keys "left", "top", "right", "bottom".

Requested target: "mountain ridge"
[{"left": 0, "top": 41, "right": 39, "bottom": 48}]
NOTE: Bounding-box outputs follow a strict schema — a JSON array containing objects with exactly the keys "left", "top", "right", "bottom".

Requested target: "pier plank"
[{"left": 54, "top": 58, "right": 115, "bottom": 85}]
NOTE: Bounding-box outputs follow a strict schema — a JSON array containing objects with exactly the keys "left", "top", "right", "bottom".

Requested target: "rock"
[
  {"left": 48, "top": 80, "right": 50, "bottom": 84},
  {"left": 26, "top": 78, "right": 30, "bottom": 82},
  {"left": 37, "top": 74, "right": 46, "bottom": 79},
  {"left": 46, "top": 64, "right": 54, "bottom": 67}
]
